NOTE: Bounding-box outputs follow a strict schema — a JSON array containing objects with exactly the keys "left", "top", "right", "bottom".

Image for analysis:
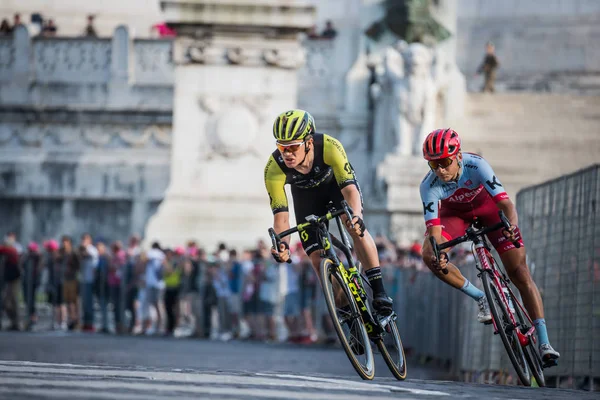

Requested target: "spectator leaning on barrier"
[
  {"left": 109, "top": 241, "right": 126, "bottom": 334},
  {"left": 21, "top": 242, "right": 42, "bottom": 330},
  {"left": 96, "top": 241, "right": 111, "bottom": 333},
  {"left": 58, "top": 235, "right": 80, "bottom": 331},
  {"left": 226, "top": 249, "right": 243, "bottom": 338},
  {"left": 80, "top": 233, "right": 99, "bottom": 333},
  {"left": 143, "top": 242, "right": 166, "bottom": 335},
  {"left": 163, "top": 247, "right": 183, "bottom": 337},
  {"left": 0, "top": 241, "right": 21, "bottom": 331},
  {"left": 258, "top": 258, "right": 279, "bottom": 341},
  {"left": 43, "top": 239, "right": 64, "bottom": 330}
]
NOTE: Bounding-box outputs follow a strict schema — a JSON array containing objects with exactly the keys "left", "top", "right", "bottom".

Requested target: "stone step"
[{"left": 448, "top": 93, "right": 600, "bottom": 195}]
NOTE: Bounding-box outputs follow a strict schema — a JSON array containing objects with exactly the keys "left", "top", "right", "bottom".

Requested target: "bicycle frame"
[
  {"left": 268, "top": 201, "right": 391, "bottom": 338},
  {"left": 430, "top": 210, "right": 536, "bottom": 349},
  {"left": 472, "top": 240, "right": 534, "bottom": 347},
  {"left": 313, "top": 214, "right": 385, "bottom": 337}
]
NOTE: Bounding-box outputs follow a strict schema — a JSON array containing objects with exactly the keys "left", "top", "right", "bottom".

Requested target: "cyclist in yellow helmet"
[{"left": 264, "top": 109, "right": 393, "bottom": 312}]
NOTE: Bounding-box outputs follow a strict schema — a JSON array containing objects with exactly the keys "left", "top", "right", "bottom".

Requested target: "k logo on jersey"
[
  {"left": 423, "top": 201, "right": 434, "bottom": 215},
  {"left": 486, "top": 175, "right": 502, "bottom": 190}
]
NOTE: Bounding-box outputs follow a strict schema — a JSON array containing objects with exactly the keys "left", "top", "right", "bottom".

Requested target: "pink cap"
[
  {"left": 174, "top": 246, "right": 185, "bottom": 256},
  {"left": 28, "top": 241, "right": 40, "bottom": 252},
  {"left": 44, "top": 239, "right": 59, "bottom": 251}
]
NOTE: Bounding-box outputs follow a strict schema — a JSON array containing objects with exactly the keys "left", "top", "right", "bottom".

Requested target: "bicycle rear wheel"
[
  {"left": 513, "top": 295, "right": 546, "bottom": 387},
  {"left": 481, "top": 271, "right": 531, "bottom": 386},
  {"left": 320, "top": 257, "right": 375, "bottom": 380},
  {"left": 375, "top": 315, "right": 407, "bottom": 380}
]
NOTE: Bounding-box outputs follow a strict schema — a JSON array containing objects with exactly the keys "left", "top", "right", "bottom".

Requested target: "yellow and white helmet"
[{"left": 272, "top": 109, "right": 315, "bottom": 141}]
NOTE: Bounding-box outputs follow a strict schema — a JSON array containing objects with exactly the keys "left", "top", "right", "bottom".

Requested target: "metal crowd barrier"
[{"left": 517, "top": 164, "right": 599, "bottom": 389}]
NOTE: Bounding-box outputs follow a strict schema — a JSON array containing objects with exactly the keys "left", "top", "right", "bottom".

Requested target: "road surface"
[{"left": 0, "top": 331, "right": 592, "bottom": 399}]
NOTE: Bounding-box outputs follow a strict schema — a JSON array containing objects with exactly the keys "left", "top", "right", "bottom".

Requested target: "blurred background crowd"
[{"left": 0, "top": 230, "right": 442, "bottom": 345}]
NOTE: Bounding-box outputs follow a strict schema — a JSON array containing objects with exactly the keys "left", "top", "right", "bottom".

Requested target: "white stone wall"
[
  {"left": 0, "top": 26, "right": 172, "bottom": 244},
  {"left": 456, "top": 0, "right": 600, "bottom": 80}
]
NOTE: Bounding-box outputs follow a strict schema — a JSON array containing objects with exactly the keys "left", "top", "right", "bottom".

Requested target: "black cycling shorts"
[{"left": 291, "top": 180, "right": 363, "bottom": 256}]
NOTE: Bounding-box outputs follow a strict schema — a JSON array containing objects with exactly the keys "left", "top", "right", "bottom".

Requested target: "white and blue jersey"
[{"left": 419, "top": 153, "right": 509, "bottom": 228}]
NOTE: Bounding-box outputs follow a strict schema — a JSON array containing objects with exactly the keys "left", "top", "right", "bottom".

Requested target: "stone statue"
[
  {"left": 365, "top": 0, "right": 451, "bottom": 46},
  {"left": 372, "top": 41, "right": 436, "bottom": 156}
]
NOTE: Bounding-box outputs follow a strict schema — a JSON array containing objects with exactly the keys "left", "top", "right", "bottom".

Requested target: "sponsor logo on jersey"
[
  {"left": 445, "top": 185, "right": 484, "bottom": 203},
  {"left": 486, "top": 175, "right": 503, "bottom": 191},
  {"left": 423, "top": 201, "right": 435, "bottom": 215}
]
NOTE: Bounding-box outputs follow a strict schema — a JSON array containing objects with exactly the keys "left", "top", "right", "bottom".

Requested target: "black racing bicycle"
[
  {"left": 429, "top": 211, "right": 546, "bottom": 387},
  {"left": 269, "top": 200, "right": 406, "bottom": 381}
]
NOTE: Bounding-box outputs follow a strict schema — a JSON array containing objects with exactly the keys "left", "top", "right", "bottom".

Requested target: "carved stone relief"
[
  {"left": 33, "top": 39, "right": 112, "bottom": 82},
  {"left": 179, "top": 38, "right": 305, "bottom": 69},
  {"left": 133, "top": 40, "right": 174, "bottom": 84},
  {"left": 197, "top": 95, "right": 270, "bottom": 160},
  {"left": 0, "top": 39, "right": 14, "bottom": 71},
  {"left": 0, "top": 123, "right": 172, "bottom": 149}
]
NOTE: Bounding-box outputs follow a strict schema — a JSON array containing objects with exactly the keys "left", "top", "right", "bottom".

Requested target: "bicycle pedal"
[{"left": 542, "top": 359, "right": 558, "bottom": 369}]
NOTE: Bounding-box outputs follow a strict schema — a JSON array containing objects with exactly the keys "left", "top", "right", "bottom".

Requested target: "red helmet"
[{"left": 422, "top": 128, "right": 461, "bottom": 160}]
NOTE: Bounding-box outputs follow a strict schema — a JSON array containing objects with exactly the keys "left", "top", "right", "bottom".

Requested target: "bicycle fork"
[{"left": 474, "top": 244, "right": 532, "bottom": 347}]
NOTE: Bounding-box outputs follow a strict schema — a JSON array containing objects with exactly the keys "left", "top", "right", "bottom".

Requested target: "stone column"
[
  {"left": 8, "top": 25, "right": 31, "bottom": 105},
  {"left": 20, "top": 200, "right": 35, "bottom": 245},
  {"left": 61, "top": 199, "right": 76, "bottom": 237},
  {"left": 145, "top": 0, "right": 315, "bottom": 249}
]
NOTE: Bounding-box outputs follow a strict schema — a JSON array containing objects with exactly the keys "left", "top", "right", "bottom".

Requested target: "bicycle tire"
[
  {"left": 513, "top": 296, "right": 546, "bottom": 387},
  {"left": 320, "top": 257, "right": 375, "bottom": 380},
  {"left": 481, "top": 271, "right": 531, "bottom": 386},
  {"left": 376, "top": 318, "right": 407, "bottom": 380}
]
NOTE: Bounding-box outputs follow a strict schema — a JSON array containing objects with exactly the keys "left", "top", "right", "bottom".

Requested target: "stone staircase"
[{"left": 449, "top": 93, "right": 600, "bottom": 198}]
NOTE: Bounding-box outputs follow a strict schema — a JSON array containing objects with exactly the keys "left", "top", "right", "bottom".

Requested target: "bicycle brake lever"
[
  {"left": 269, "top": 227, "right": 293, "bottom": 264},
  {"left": 268, "top": 227, "right": 279, "bottom": 250},
  {"left": 340, "top": 200, "right": 353, "bottom": 222},
  {"left": 497, "top": 211, "right": 521, "bottom": 248}
]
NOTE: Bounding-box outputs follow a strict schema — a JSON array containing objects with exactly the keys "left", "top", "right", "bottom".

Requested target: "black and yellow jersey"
[{"left": 264, "top": 133, "right": 357, "bottom": 214}]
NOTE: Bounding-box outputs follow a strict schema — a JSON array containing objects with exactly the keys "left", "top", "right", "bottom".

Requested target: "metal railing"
[{"left": 516, "top": 164, "right": 599, "bottom": 387}]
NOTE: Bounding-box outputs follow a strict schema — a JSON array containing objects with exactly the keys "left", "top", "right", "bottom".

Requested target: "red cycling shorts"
[{"left": 432, "top": 194, "right": 525, "bottom": 255}]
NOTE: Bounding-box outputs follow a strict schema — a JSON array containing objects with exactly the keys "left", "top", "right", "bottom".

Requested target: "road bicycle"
[
  {"left": 429, "top": 210, "right": 546, "bottom": 386},
  {"left": 268, "top": 200, "right": 406, "bottom": 380}
]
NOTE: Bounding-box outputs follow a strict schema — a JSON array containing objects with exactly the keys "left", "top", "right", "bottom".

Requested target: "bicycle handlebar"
[
  {"left": 429, "top": 210, "right": 521, "bottom": 273},
  {"left": 268, "top": 200, "right": 354, "bottom": 264}
]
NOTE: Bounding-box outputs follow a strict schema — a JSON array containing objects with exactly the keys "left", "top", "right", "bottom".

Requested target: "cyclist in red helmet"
[{"left": 419, "top": 128, "right": 560, "bottom": 365}]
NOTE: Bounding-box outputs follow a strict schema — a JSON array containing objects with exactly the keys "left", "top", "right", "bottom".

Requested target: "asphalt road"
[{"left": 0, "top": 331, "right": 594, "bottom": 400}]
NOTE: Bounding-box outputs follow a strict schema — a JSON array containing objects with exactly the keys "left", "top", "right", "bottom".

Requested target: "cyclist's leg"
[
  {"left": 330, "top": 182, "right": 392, "bottom": 309},
  {"left": 482, "top": 206, "right": 559, "bottom": 360},
  {"left": 291, "top": 185, "right": 333, "bottom": 284},
  {"left": 421, "top": 215, "right": 471, "bottom": 289},
  {"left": 481, "top": 209, "right": 542, "bottom": 320},
  {"left": 422, "top": 214, "right": 490, "bottom": 322}
]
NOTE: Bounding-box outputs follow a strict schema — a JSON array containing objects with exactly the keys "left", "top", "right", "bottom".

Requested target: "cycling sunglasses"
[
  {"left": 276, "top": 141, "right": 305, "bottom": 154},
  {"left": 428, "top": 157, "right": 455, "bottom": 170}
]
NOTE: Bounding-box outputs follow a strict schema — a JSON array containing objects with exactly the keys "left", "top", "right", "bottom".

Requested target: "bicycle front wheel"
[
  {"left": 376, "top": 316, "right": 407, "bottom": 380},
  {"left": 481, "top": 271, "right": 531, "bottom": 386},
  {"left": 320, "top": 257, "right": 375, "bottom": 380}
]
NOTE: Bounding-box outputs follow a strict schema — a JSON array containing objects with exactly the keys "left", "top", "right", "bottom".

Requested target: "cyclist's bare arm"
[
  {"left": 423, "top": 225, "right": 451, "bottom": 263},
  {"left": 273, "top": 211, "right": 291, "bottom": 246},
  {"left": 341, "top": 185, "right": 363, "bottom": 220},
  {"left": 496, "top": 198, "right": 519, "bottom": 227}
]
